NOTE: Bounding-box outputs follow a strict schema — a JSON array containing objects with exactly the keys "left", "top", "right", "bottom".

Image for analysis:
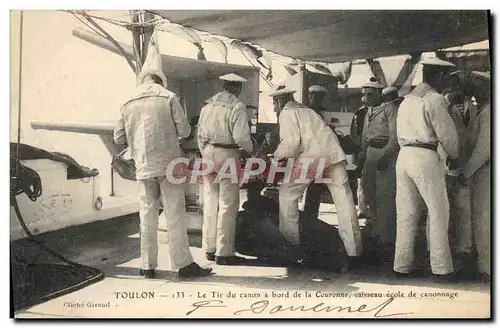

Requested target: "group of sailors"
[
  {"left": 348, "top": 58, "right": 490, "bottom": 283},
  {"left": 113, "top": 55, "right": 490, "bottom": 284}
]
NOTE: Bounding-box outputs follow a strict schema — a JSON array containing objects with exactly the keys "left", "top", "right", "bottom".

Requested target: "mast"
[{"left": 129, "top": 10, "right": 155, "bottom": 75}]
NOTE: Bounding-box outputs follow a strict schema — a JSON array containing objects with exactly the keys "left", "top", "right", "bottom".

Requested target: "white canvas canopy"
[{"left": 152, "top": 10, "right": 489, "bottom": 63}]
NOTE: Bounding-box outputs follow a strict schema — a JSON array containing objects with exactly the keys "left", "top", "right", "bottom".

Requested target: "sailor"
[
  {"left": 303, "top": 85, "right": 329, "bottom": 221},
  {"left": 356, "top": 79, "right": 385, "bottom": 224},
  {"left": 113, "top": 70, "right": 212, "bottom": 279},
  {"left": 441, "top": 70, "right": 478, "bottom": 275},
  {"left": 460, "top": 71, "right": 491, "bottom": 283},
  {"left": 393, "top": 58, "right": 459, "bottom": 281},
  {"left": 350, "top": 94, "right": 369, "bottom": 218},
  {"left": 198, "top": 72, "right": 253, "bottom": 265},
  {"left": 270, "top": 86, "right": 363, "bottom": 260},
  {"left": 351, "top": 96, "right": 369, "bottom": 150},
  {"left": 357, "top": 78, "right": 400, "bottom": 256},
  {"left": 307, "top": 84, "right": 328, "bottom": 114}
]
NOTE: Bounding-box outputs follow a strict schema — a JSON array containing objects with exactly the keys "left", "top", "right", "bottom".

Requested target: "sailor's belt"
[
  {"left": 211, "top": 143, "right": 240, "bottom": 149},
  {"left": 403, "top": 143, "right": 438, "bottom": 151},
  {"left": 366, "top": 138, "right": 389, "bottom": 149}
]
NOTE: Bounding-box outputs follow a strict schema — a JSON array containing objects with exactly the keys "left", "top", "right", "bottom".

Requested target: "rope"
[
  {"left": 65, "top": 10, "right": 278, "bottom": 88},
  {"left": 69, "top": 12, "right": 108, "bottom": 39},
  {"left": 81, "top": 12, "right": 137, "bottom": 73},
  {"left": 64, "top": 10, "right": 165, "bottom": 29},
  {"left": 16, "top": 11, "right": 24, "bottom": 180},
  {"left": 238, "top": 49, "right": 275, "bottom": 88}
]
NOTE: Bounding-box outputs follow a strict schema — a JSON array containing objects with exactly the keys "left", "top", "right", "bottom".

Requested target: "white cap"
[
  {"left": 450, "top": 69, "right": 464, "bottom": 76},
  {"left": 450, "top": 69, "right": 465, "bottom": 77},
  {"left": 219, "top": 73, "right": 247, "bottom": 83},
  {"left": 420, "top": 58, "right": 456, "bottom": 67},
  {"left": 362, "top": 79, "right": 385, "bottom": 89},
  {"left": 269, "top": 86, "right": 296, "bottom": 97},
  {"left": 382, "top": 86, "right": 398, "bottom": 95},
  {"left": 308, "top": 85, "right": 327, "bottom": 93}
]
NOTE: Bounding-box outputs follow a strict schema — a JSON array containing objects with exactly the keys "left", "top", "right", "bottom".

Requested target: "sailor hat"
[
  {"left": 308, "top": 85, "right": 327, "bottom": 93},
  {"left": 420, "top": 57, "right": 456, "bottom": 67},
  {"left": 269, "top": 85, "right": 296, "bottom": 97},
  {"left": 219, "top": 73, "right": 248, "bottom": 83},
  {"left": 382, "top": 86, "right": 398, "bottom": 95},
  {"left": 362, "top": 78, "right": 385, "bottom": 89}
]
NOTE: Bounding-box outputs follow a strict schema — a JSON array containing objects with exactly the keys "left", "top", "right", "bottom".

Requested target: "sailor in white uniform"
[
  {"left": 198, "top": 73, "right": 253, "bottom": 265},
  {"left": 114, "top": 70, "right": 212, "bottom": 279},
  {"left": 393, "top": 58, "right": 459, "bottom": 281},
  {"left": 270, "top": 86, "right": 363, "bottom": 259}
]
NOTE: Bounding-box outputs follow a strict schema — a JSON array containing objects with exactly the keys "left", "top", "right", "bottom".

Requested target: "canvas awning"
[
  {"left": 437, "top": 49, "right": 491, "bottom": 71},
  {"left": 72, "top": 28, "right": 259, "bottom": 80},
  {"left": 152, "top": 10, "right": 490, "bottom": 63}
]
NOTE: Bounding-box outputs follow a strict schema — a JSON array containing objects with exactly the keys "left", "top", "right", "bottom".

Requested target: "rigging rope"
[
  {"left": 16, "top": 11, "right": 24, "bottom": 181},
  {"left": 69, "top": 12, "right": 108, "bottom": 39},
  {"left": 64, "top": 10, "right": 165, "bottom": 29},
  {"left": 66, "top": 9, "right": 278, "bottom": 89},
  {"left": 238, "top": 49, "right": 275, "bottom": 88},
  {"left": 80, "top": 12, "right": 137, "bottom": 73}
]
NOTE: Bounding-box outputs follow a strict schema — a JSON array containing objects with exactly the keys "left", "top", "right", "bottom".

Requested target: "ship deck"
[{"left": 12, "top": 204, "right": 490, "bottom": 319}]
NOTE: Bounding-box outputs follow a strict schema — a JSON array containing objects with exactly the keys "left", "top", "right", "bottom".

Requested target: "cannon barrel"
[
  {"left": 72, "top": 27, "right": 135, "bottom": 60},
  {"left": 31, "top": 120, "right": 115, "bottom": 135}
]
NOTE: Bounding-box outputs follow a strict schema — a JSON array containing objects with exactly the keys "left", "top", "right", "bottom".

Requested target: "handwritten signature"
[{"left": 186, "top": 297, "right": 413, "bottom": 317}]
